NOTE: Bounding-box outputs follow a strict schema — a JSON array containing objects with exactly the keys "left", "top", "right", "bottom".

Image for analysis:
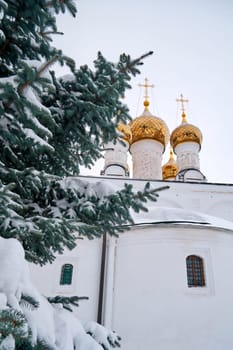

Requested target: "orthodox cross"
[
  {"left": 139, "top": 78, "right": 154, "bottom": 108},
  {"left": 176, "top": 94, "right": 189, "bottom": 122}
]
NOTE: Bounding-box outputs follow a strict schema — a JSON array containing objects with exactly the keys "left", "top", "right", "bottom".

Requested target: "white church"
[{"left": 31, "top": 80, "right": 233, "bottom": 350}]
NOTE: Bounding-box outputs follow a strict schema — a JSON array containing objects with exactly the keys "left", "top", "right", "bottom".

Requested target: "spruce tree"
[
  {"left": 0, "top": 0, "right": 167, "bottom": 348},
  {"left": 0, "top": 0, "right": 161, "bottom": 266}
]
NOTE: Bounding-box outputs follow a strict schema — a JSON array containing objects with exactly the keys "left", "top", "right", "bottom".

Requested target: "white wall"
[
  {"left": 30, "top": 176, "right": 233, "bottom": 349},
  {"left": 30, "top": 238, "right": 103, "bottom": 322},
  {"left": 109, "top": 226, "right": 233, "bottom": 350},
  {"left": 130, "top": 140, "right": 164, "bottom": 180}
]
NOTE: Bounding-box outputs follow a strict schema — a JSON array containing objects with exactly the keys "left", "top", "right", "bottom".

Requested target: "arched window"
[
  {"left": 186, "top": 255, "right": 205, "bottom": 287},
  {"left": 60, "top": 264, "right": 73, "bottom": 285}
]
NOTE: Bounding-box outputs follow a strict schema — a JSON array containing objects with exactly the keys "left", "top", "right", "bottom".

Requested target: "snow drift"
[{"left": 0, "top": 237, "right": 121, "bottom": 350}]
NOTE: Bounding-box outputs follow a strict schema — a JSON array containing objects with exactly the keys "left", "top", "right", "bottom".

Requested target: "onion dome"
[
  {"left": 117, "top": 122, "right": 132, "bottom": 143},
  {"left": 170, "top": 112, "right": 202, "bottom": 150},
  {"left": 162, "top": 148, "right": 178, "bottom": 180},
  {"left": 170, "top": 94, "right": 202, "bottom": 150},
  {"left": 130, "top": 100, "right": 170, "bottom": 149}
]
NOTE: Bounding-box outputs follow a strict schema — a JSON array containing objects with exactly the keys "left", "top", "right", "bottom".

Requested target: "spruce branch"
[
  {"left": 47, "top": 295, "right": 88, "bottom": 312},
  {"left": 45, "top": 0, "right": 77, "bottom": 17},
  {"left": 0, "top": 309, "right": 27, "bottom": 339},
  {"left": 0, "top": 38, "right": 10, "bottom": 55},
  {"left": 17, "top": 55, "right": 59, "bottom": 95},
  {"left": 46, "top": 0, "right": 66, "bottom": 7},
  {"left": 119, "top": 50, "right": 154, "bottom": 75},
  {"left": 39, "top": 31, "right": 64, "bottom": 37},
  {"left": 20, "top": 294, "right": 40, "bottom": 310},
  {"left": 134, "top": 184, "right": 169, "bottom": 202},
  {"left": 128, "top": 50, "right": 154, "bottom": 69}
]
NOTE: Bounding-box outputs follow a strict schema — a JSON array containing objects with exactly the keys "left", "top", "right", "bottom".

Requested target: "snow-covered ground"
[{"left": 0, "top": 237, "right": 121, "bottom": 350}]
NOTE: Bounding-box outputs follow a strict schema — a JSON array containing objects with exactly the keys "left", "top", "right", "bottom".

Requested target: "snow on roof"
[
  {"left": 131, "top": 206, "right": 233, "bottom": 231},
  {"left": 62, "top": 176, "right": 233, "bottom": 231}
]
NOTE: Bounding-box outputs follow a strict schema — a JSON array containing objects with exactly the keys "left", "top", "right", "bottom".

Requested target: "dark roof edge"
[{"left": 78, "top": 174, "right": 233, "bottom": 187}]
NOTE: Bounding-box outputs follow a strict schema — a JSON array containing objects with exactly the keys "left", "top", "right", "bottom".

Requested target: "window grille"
[
  {"left": 60, "top": 264, "right": 73, "bottom": 285},
  {"left": 186, "top": 255, "right": 205, "bottom": 287}
]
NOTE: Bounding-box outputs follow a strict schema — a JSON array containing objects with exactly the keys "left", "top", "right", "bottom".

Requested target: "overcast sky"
[{"left": 53, "top": 0, "right": 233, "bottom": 184}]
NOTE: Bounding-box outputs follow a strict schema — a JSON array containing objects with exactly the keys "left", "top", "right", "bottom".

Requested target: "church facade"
[{"left": 31, "top": 83, "right": 233, "bottom": 349}]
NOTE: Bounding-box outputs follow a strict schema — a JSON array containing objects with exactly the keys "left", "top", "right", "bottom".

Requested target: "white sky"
[{"left": 53, "top": 0, "right": 233, "bottom": 184}]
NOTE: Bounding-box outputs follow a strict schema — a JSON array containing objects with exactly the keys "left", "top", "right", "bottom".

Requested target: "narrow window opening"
[
  {"left": 60, "top": 264, "right": 73, "bottom": 285},
  {"left": 186, "top": 255, "right": 205, "bottom": 287}
]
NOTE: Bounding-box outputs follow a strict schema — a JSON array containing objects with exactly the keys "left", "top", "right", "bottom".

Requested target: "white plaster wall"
[
  {"left": 29, "top": 176, "right": 233, "bottom": 349},
  {"left": 181, "top": 168, "right": 205, "bottom": 182},
  {"left": 110, "top": 226, "right": 233, "bottom": 350},
  {"left": 104, "top": 165, "right": 126, "bottom": 177},
  {"left": 141, "top": 179, "right": 233, "bottom": 222},
  {"left": 104, "top": 140, "right": 128, "bottom": 172},
  {"left": 130, "top": 140, "right": 164, "bottom": 180},
  {"left": 175, "top": 142, "right": 200, "bottom": 171},
  {"left": 78, "top": 176, "right": 233, "bottom": 223},
  {"left": 30, "top": 238, "right": 103, "bottom": 322}
]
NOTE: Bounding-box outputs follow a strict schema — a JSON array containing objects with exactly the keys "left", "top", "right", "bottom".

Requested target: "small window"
[
  {"left": 186, "top": 255, "right": 205, "bottom": 287},
  {"left": 60, "top": 264, "right": 73, "bottom": 285}
]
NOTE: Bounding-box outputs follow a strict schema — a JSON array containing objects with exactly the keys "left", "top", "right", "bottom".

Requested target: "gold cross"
[
  {"left": 176, "top": 94, "right": 189, "bottom": 114},
  {"left": 176, "top": 94, "right": 189, "bottom": 123},
  {"left": 139, "top": 78, "right": 154, "bottom": 108}
]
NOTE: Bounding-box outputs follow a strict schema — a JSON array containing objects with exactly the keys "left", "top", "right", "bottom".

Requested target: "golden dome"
[
  {"left": 162, "top": 148, "right": 178, "bottom": 180},
  {"left": 117, "top": 122, "right": 132, "bottom": 143},
  {"left": 170, "top": 112, "right": 202, "bottom": 150},
  {"left": 130, "top": 109, "right": 170, "bottom": 148}
]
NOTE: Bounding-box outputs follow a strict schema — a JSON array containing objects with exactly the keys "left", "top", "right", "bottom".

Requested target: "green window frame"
[
  {"left": 60, "top": 264, "right": 73, "bottom": 285},
  {"left": 186, "top": 255, "right": 205, "bottom": 287}
]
